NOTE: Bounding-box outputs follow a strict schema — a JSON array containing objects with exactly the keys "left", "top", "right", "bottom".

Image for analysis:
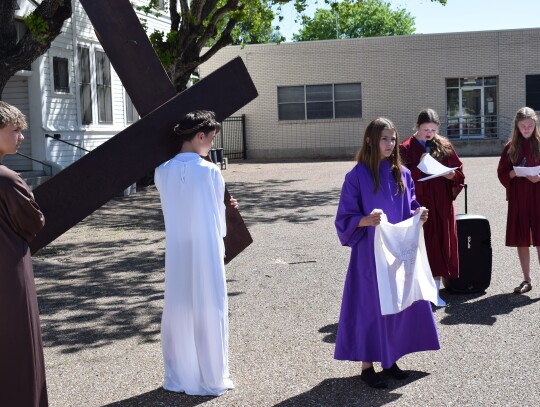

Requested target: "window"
[
  {"left": 526, "top": 75, "right": 540, "bottom": 112},
  {"left": 78, "top": 46, "right": 93, "bottom": 125},
  {"left": 95, "top": 51, "right": 113, "bottom": 124},
  {"left": 53, "top": 57, "right": 70, "bottom": 93},
  {"left": 125, "top": 90, "right": 139, "bottom": 123},
  {"left": 445, "top": 76, "right": 498, "bottom": 139},
  {"left": 278, "top": 83, "right": 362, "bottom": 121}
]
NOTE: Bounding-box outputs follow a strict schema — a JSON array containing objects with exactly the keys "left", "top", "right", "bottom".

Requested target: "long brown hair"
[
  {"left": 355, "top": 117, "right": 404, "bottom": 194},
  {"left": 415, "top": 108, "right": 452, "bottom": 160},
  {"left": 507, "top": 107, "right": 540, "bottom": 164}
]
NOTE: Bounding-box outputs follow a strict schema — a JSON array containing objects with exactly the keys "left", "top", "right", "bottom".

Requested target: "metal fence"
[
  {"left": 440, "top": 115, "right": 514, "bottom": 140},
  {"left": 216, "top": 114, "right": 246, "bottom": 160}
]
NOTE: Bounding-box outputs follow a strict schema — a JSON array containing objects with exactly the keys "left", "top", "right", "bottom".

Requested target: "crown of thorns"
[{"left": 174, "top": 118, "right": 213, "bottom": 135}]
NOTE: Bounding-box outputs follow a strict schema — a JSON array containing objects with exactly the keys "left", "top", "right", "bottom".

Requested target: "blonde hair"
[
  {"left": 356, "top": 117, "right": 404, "bottom": 194},
  {"left": 507, "top": 107, "right": 540, "bottom": 164},
  {"left": 0, "top": 101, "right": 27, "bottom": 129}
]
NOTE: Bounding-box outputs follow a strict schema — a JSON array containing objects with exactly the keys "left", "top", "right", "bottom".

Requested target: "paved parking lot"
[{"left": 34, "top": 156, "right": 540, "bottom": 406}]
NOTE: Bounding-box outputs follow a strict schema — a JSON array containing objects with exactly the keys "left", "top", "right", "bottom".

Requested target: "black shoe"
[
  {"left": 382, "top": 363, "right": 409, "bottom": 380},
  {"left": 360, "top": 367, "right": 387, "bottom": 388}
]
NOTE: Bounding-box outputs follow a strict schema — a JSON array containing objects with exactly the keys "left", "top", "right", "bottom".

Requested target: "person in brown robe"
[
  {"left": 497, "top": 107, "right": 540, "bottom": 295},
  {"left": 0, "top": 101, "right": 48, "bottom": 407},
  {"left": 399, "top": 109, "right": 465, "bottom": 306}
]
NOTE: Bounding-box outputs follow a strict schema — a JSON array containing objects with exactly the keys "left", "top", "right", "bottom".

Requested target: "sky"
[{"left": 274, "top": 0, "right": 540, "bottom": 41}]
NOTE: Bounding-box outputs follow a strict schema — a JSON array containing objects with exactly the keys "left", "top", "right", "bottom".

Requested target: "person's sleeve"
[
  {"left": 399, "top": 143, "right": 424, "bottom": 182},
  {"left": 447, "top": 147, "right": 465, "bottom": 199},
  {"left": 335, "top": 170, "right": 367, "bottom": 247},
  {"left": 212, "top": 168, "right": 227, "bottom": 238},
  {"left": 497, "top": 145, "right": 512, "bottom": 190},
  {"left": 406, "top": 170, "right": 421, "bottom": 217},
  {"left": 0, "top": 175, "right": 45, "bottom": 242}
]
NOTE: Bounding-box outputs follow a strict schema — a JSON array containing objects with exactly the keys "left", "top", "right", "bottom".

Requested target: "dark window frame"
[
  {"left": 77, "top": 46, "right": 93, "bottom": 125},
  {"left": 125, "top": 90, "right": 139, "bottom": 123},
  {"left": 95, "top": 50, "right": 113, "bottom": 124},
  {"left": 277, "top": 83, "right": 362, "bottom": 121},
  {"left": 526, "top": 75, "right": 540, "bottom": 112},
  {"left": 53, "top": 56, "right": 70, "bottom": 93}
]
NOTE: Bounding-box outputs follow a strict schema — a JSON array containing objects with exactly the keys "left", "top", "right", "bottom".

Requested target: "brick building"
[{"left": 200, "top": 28, "right": 540, "bottom": 159}]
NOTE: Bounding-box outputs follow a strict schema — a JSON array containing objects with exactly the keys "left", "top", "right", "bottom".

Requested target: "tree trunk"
[{"left": 0, "top": 0, "right": 72, "bottom": 99}]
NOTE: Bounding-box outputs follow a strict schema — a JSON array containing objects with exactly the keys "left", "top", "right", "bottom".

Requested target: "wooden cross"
[{"left": 29, "top": 0, "right": 257, "bottom": 263}]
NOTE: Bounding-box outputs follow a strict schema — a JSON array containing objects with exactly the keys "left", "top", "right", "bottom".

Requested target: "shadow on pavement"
[
  {"left": 438, "top": 292, "right": 540, "bottom": 325},
  {"left": 272, "top": 371, "right": 429, "bottom": 407},
  {"left": 102, "top": 387, "right": 214, "bottom": 407},
  {"left": 103, "top": 373, "right": 430, "bottom": 407},
  {"left": 34, "top": 247, "right": 164, "bottom": 354},
  {"left": 226, "top": 180, "right": 341, "bottom": 225}
]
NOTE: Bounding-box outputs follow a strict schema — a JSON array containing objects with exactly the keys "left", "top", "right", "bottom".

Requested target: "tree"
[
  {"left": 0, "top": 0, "right": 447, "bottom": 98},
  {"left": 0, "top": 0, "right": 72, "bottom": 99},
  {"left": 293, "top": 0, "right": 416, "bottom": 41},
  {"left": 143, "top": 0, "right": 447, "bottom": 91},
  {"left": 139, "top": 0, "right": 312, "bottom": 93}
]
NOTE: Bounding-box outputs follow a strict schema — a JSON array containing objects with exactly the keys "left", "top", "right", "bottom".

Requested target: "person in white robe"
[{"left": 155, "top": 110, "right": 236, "bottom": 396}]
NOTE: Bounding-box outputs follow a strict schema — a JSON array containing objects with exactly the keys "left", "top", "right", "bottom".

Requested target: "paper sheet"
[
  {"left": 417, "top": 154, "right": 458, "bottom": 181},
  {"left": 513, "top": 165, "right": 540, "bottom": 177}
]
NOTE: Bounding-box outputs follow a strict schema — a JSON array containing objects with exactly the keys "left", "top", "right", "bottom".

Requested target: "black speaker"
[{"left": 443, "top": 214, "right": 492, "bottom": 293}]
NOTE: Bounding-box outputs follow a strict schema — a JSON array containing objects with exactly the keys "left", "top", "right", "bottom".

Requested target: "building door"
[
  {"left": 460, "top": 87, "right": 483, "bottom": 138},
  {"left": 446, "top": 77, "right": 498, "bottom": 139}
]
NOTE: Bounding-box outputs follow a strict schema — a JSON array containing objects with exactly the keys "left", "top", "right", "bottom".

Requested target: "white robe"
[{"left": 155, "top": 152, "right": 234, "bottom": 396}]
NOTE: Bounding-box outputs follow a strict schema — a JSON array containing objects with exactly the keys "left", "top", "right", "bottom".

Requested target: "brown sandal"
[{"left": 514, "top": 281, "right": 532, "bottom": 294}]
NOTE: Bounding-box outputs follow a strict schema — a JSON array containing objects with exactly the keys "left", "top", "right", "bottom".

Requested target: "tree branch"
[
  {"left": 199, "top": 16, "right": 238, "bottom": 65},
  {"left": 196, "top": 0, "right": 241, "bottom": 49}
]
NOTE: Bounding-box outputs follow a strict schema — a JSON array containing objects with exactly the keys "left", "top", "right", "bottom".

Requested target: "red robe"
[
  {"left": 399, "top": 136, "right": 465, "bottom": 279},
  {"left": 497, "top": 139, "right": 540, "bottom": 246},
  {"left": 0, "top": 164, "right": 48, "bottom": 407}
]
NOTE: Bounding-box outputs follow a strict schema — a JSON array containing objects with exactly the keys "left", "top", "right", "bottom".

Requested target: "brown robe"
[
  {"left": 399, "top": 136, "right": 465, "bottom": 279},
  {"left": 497, "top": 139, "right": 540, "bottom": 246},
  {"left": 0, "top": 164, "right": 48, "bottom": 407}
]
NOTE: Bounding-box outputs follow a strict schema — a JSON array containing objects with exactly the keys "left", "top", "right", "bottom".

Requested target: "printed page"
[
  {"left": 513, "top": 165, "right": 540, "bottom": 177},
  {"left": 417, "top": 154, "right": 458, "bottom": 181}
]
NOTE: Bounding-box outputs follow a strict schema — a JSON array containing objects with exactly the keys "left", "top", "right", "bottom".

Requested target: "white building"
[{"left": 3, "top": 0, "right": 170, "bottom": 175}]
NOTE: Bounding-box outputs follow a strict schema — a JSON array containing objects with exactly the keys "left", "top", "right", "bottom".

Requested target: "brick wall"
[{"left": 200, "top": 28, "right": 540, "bottom": 159}]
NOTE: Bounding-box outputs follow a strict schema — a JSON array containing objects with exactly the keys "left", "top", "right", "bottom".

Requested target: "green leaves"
[
  {"left": 293, "top": 0, "right": 416, "bottom": 41},
  {"left": 149, "top": 29, "right": 179, "bottom": 68},
  {"left": 23, "top": 12, "right": 50, "bottom": 44}
]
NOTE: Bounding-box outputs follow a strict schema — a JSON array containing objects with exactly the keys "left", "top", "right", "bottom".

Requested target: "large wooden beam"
[
  {"left": 78, "top": 0, "right": 176, "bottom": 117},
  {"left": 30, "top": 58, "right": 257, "bottom": 260}
]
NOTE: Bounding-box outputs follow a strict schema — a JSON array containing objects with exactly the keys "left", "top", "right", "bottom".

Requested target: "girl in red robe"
[
  {"left": 497, "top": 107, "right": 540, "bottom": 294},
  {"left": 399, "top": 109, "right": 465, "bottom": 306}
]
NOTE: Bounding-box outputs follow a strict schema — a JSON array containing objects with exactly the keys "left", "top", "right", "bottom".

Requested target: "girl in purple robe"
[{"left": 334, "top": 117, "right": 440, "bottom": 389}]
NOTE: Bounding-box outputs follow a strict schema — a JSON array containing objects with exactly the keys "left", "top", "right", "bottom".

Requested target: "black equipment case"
[{"left": 442, "top": 184, "right": 492, "bottom": 293}]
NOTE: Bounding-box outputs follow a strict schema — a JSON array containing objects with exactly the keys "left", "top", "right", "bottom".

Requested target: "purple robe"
[{"left": 334, "top": 161, "right": 440, "bottom": 368}]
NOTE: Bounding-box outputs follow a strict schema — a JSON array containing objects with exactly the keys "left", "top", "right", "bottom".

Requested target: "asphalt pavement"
[{"left": 33, "top": 156, "right": 540, "bottom": 407}]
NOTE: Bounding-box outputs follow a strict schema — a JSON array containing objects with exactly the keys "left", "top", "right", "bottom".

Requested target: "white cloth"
[
  {"left": 373, "top": 208, "right": 438, "bottom": 315},
  {"left": 155, "top": 152, "right": 234, "bottom": 396}
]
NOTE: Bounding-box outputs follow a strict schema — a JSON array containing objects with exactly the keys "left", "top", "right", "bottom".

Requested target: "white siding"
[
  {"left": 8, "top": 0, "right": 173, "bottom": 169},
  {"left": 2, "top": 76, "right": 32, "bottom": 171}
]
